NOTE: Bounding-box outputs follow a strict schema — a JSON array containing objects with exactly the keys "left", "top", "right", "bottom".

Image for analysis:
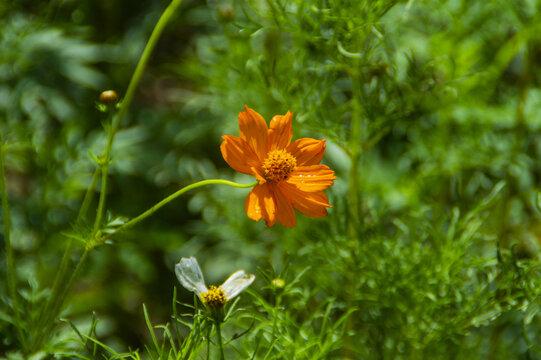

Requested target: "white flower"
[{"left": 175, "top": 256, "right": 255, "bottom": 307}]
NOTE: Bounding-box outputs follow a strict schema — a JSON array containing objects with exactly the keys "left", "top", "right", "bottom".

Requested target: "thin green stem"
[
  {"left": 92, "top": 109, "right": 115, "bottom": 234},
  {"left": 0, "top": 139, "right": 26, "bottom": 348},
  {"left": 114, "top": 0, "right": 184, "bottom": 138},
  {"left": 215, "top": 321, "right": 225, "bottom": 360},
  {"left": 101, "top": 179, "right": 257, "bottom": 243},
  {"left": 32, "top": 238, "right": 78, "bottom": 351},
  {"left": 272, "top": 289, "right": 281, "bottom": 340},
  {"left": 34, "top": 117, "right": 106, "bottom": 351},
  {"left": 92, "top": 0, "right": 184, "bottom": 236},
  {"left": 206, "top": 325, "right": 211, "bottom": 360},
  {"left": 62, "top": 247, "right": 90, "bottom": 302},
  {"left": 92, "top": 125, "right": 114, "bottom": 235},
  {"left": 32, "top": 0, "right": 185, "bottom": 351},
  {"left": 39, "top": 248, "right": 90, "bottom": 346},
  {"left": 34, "top": 118, "right": 105, "bottom": 350},
  {"left": 79, "top": 162, "right": 101, "bottom": 224},
  {"left": 348, "top": 68, "right": 363, "bottom": 236},
  {"left": 35, "top": 238, "right": 73, "bottom": 329}
]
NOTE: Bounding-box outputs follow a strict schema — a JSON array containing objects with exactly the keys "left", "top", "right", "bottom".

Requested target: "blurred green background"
[{"left": 3, "top": 0, "right": 541, "bottom": 358}]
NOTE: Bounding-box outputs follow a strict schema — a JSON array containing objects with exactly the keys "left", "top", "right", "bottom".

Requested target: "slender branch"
[
  {"left": 101, "top": 179, "right": 257, "bottom": 242},
  {"left": 92, "top": 0, "right": 184, "bottom": 235},
  {"left": 114, "top": 0, "right": 184, "bottom": 138},
  {"left": 54, "top": 247, "right": 90, "bottom": 316},
  {"left": 31, "top": 0, "right": 186, "bottom": 351},
  {"left": 38, "top": 248, "right": 90, "bottom": 347},
  {"left": 92, "top": 126, "right": 114, "bottom": 234},
  {"left": 77, "top": 167, "right": 101, "bottom": 224},
  {"left": 0, "top": 139, "right": 26, "bottom": 347},
  {"left": 206, "top": 325, "right": 211, "bottom": 360},
  {"left": 348, "top": 66, "right": 363, "bottom": 236},
  {"left": 35, "top": 239, "right": 73, "bottom": 331},
  {"left": 35, "top": 116, "right": 105, "bottom": 350}
]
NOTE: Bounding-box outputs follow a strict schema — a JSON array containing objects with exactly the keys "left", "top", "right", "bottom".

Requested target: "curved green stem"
[
  {"left": 31, "top": 0, "right": 185, "bottom": 352},
  {"left": 92, "top": 0, "right": 184, "bottom": 235},
  {"left": 114, "top": 0, "right": 184, "bottom": 137},
  {"left": 0, "top": 140, "right": 26, "bottom": 348},
  {"left": 101, "top": 179, "right": 257, "bottom": 242}
]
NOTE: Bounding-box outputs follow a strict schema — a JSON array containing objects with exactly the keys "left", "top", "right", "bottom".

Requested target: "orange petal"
[
  {"left": 287, "top": 165, "right": 336, "bottom": 192},
  {"left": 271, "top": 183, "right": 296, "bottom": 228},
  {"left": 221, "top": 135, "right": 261, "bottom": 175},
  {"left": 279, "top": 182, "right": 331, "bottom": 218},
  {"left": 245, "top": 183, "right": 277, "bottom": 226},
  {"left": 239, "top": 106, "right": 268, "bottom": 162},
  {"left": 245, "top": 185, "right": 262, "bottom": 221},
  {"left": 268, "top": 111, "right": 293, "bottom": 151},
  {"left": 287, "top": 138, "right": 326, "bottom": 166}
]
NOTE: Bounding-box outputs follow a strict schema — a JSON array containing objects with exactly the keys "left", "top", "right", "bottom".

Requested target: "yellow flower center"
[
  {"left": 201, "top": 286, "right": 227, "bottom": 306},
  {"left": 263, "top": 150, "right": 297, "bottom": 182}
]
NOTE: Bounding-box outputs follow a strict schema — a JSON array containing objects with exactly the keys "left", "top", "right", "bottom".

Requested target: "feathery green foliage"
[{"left": 2, "top": 0, "right": 541, "bottom": 359}]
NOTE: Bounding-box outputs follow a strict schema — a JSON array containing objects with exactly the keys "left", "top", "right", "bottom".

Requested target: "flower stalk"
[
  {"left": 100, "top": 179, "right": 257, "bottom": 243},
  {"left": 76, "top": 166, "right": 101, "bottom": 224},
  {"left": 348, "top": 67, "right": 364, "bottom": 237},
  {"left": 92, "top": 0, "right": 184, "bottom": 236},
  {"left": 215, "top": 321, "right": 225, "bottom": 360},
  {"left": 28, "top": 0, "right": 185, "bottom": 352}
]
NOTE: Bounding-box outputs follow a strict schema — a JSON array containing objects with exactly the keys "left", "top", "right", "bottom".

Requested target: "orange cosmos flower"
[{"left": 220, "top": 106, "right": 335, "bottom": 228}]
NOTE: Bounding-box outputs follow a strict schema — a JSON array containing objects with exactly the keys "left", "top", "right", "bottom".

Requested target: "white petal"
[
  {"left": 175, "top": 257, "right": 207, "bottom": 295},
  {"left": 220, "top": 270, "right": 255, "bottom": 300}
]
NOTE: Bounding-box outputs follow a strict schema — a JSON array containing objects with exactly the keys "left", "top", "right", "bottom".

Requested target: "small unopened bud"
[
  {"left": 272, "top": 278, "right": 285, "bottom": 288},
  {"left": 99, "top": 90, "right": 118, "bottom": 105}
]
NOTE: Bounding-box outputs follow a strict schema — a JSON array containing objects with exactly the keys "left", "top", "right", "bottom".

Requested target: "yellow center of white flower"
[
  {"left": 201, "top": 286, "right": 227, "bottom": 306},
  {"left": 263, "top": 150, "right": 296, "bottom": 182}
]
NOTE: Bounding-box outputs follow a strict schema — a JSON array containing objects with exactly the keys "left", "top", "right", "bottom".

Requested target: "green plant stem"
[
  {"left": 36, "top": 239, "right": 73, "bottom": 321},
  {"left": 215, "top": 321, "right": 225, "bottom": 360},
  {"left": 34, "top": 127, "right": 104, "bottom": 350},
  {"left": 206, "top": 325, "right": 211, "bottom": 360},
  {"left": 56, "top": 247, "right": 90, "bottom": 315},
  {"left": 0, "top": 140, "right": 26, "bottom": 348},
  {"left": 348, "top": 67, "right": 363, "bottom": 237},
  {"left": 92, "top": 0, "right": 184, "bottom": 236},
  {"left": 101, "top": 179, "right": 257, "bottom": 242},
  {"left": 32, "top": 238, "right": 76, "bottom": 351},
  {"left": 79, "top": 161, "right": 101, "bottom": 224},
  {"left": 32, "top": 0, "right": 185, "bottom": 351},
  {"left": 92, "top": 109, "right": 115, "bottom": 234},
  {"left": 38, "top": 248, "right": 90, "bottom": 348},
  {"left": 92, "top": 122, "right": 114, "bottom": 235},
  {"left": 34, "top": 123, "right": 105, "bottom": 350}
]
